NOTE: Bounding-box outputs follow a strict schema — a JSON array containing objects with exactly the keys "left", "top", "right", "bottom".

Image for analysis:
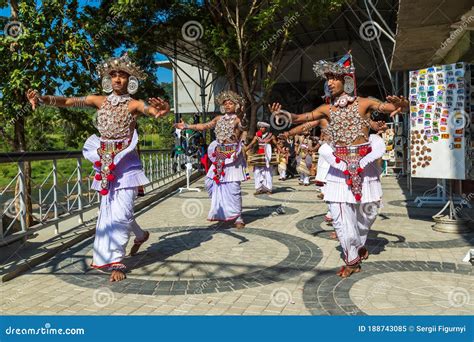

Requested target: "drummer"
[{"left": 246, "top": 122, "right": 280, "bottom": 195}]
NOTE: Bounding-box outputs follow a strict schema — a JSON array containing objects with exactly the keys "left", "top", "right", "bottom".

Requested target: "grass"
[{"left": 0, "top": 134, "right": 174, "bottom": 189}]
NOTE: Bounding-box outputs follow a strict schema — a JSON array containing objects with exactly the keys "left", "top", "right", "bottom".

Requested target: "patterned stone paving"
[{"left": 1, "top": 176, "right": 472, "bottom": 316}]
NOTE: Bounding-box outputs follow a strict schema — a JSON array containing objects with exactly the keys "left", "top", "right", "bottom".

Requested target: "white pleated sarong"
[
  {"left": 205, "top": 178, "right": 242, "bottom": 222},
  {"left": 254, "top": 165, "right": 273, "bottom": 191},
  {"left": 91, "top": 187, "right": 146, "bottom": 269}
]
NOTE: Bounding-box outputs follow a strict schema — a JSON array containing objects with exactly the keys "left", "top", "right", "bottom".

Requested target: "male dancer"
[
  {"left": 246, "top": 122, "right": 279, "bottom": 194},
  {"left": 271, "top": 53, "right": 408, "bottom": 277},
  {"left": 174, "top": 91, "right": 248, "bottom": 229},
  {"left": 27, "top": 54, "right": 170, "bottom": 282}
]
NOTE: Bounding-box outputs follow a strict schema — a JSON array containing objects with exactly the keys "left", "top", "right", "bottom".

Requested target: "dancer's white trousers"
[
  {"left": 92, "top": 188, "right": 146, "bottom": 268},
  {"left": 328, "top": 201, "right": 379, "bottom": 266}
]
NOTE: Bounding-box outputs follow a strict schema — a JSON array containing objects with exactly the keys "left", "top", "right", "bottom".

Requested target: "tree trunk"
[
  {"left": 13, "top": 114, "right": 34, "bottom": 228},
  {"left": 249, "top": 101, "right": 258, "bottom": 138}
]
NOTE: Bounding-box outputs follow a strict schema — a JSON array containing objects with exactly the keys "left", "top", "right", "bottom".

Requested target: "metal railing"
[{"left": 0, "top": 149, "right": 188, "bottom": 245}]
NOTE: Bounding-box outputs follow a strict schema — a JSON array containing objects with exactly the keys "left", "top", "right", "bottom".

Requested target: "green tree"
[
  {"left": 112, "top": 0, "right": 345, "bottom": 136},
  {"left": 0, "top": 0, "right": 102, "bottom": 227}
]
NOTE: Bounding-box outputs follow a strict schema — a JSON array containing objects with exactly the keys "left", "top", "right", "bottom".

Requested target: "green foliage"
[{"left": 0, "top": 0, "right": 170, "bottom": 153}]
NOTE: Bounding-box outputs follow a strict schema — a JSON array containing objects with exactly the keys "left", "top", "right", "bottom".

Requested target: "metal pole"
[
  {"left": 18, "top": 161, "right": 26, "bottom": 235},
  {"left": 52, "top": 159, "right": 59, "bottom": 234},
  {"left": 77, "top": 158, "right": 83, "bottom": 224}
]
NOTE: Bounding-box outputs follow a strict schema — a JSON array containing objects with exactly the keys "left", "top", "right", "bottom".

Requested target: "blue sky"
[{"left": 1, "top": 2, "right": 172, "bottom": 83}]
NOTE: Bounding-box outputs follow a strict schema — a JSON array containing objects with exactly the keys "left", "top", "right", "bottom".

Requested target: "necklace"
[{"left": 108, "top": 93, "right": 131, "bottom": 106}]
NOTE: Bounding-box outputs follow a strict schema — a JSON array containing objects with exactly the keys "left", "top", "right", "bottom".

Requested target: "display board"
[{"left": 409, "top": 63, "right": 472, "bottom": 179}]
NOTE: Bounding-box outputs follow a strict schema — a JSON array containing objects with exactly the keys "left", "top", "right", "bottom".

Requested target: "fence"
[{"left": 0, "top": 150, "right": 189, "bottom": 245}]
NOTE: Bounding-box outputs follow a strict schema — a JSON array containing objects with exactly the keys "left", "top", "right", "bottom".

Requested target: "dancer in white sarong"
[
  {"left": 174, "top": 91, "right": 248, "bottom": 229},
  {"left": 246, "top": 122, "right": 279, "bottom": 194},
  {"left": 27, "top": 54, "right": 170, "bottom": 282},
  {"left": 270, "top": 52, "right": 408, "bottom": 277}
]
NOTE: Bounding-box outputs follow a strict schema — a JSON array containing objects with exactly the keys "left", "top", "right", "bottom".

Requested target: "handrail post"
[
  {"left": 52, "top": 159, "right": 59, "bottom": 234},
  {"left": 77, "top": 157, "right": 83, "bottom": 224},
  {"left": 18, "top": 161, "right": 27, "bottom": 236}
]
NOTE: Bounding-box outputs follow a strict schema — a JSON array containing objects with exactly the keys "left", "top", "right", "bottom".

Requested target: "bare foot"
[
  {"left": 336, "top": 265, "right": 361, "bottom": 278},
  {"left": 130, "top": 231, "right": 150, "bottom": 256},
  {"left": 235, "top": 221, "right": 245, "bottom": 229},
  {"left": 329, "top": 231, "right": 338, "bottom": 239},
  {"left": 109, "top": 270, "right": 126, "bottom": 282}
]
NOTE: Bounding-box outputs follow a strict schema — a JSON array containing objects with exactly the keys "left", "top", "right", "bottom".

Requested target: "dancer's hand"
[
  {"left": 174, "top": 119, "right": 186, "bottom": 130},
  {"left": 386, "top": 95, "right": 409, "bottom": 111},
  {"left": 148, "top": 97, "right": 170, "bottom": 117},
  {"left": 370, "top": 120, "right": 388, "bottom": 132},
  {"left": 278, "top": 131, "right": 289, "bottom": 140},
  {"left": 389, "top": 107, "right": 402, "bottom": 118},
  {"left": 26, "top": 89, "right": 40, "bottom": 110},
  {"left": 268, "top": 102, "right": 282, "bottom": 114}
]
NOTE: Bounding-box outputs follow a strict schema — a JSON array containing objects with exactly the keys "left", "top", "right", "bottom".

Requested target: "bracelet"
[
  {"left": 143, "top": 102, "right": 150, "bottom": 115},
  {"left": 183, "top": 123, "right": 189, "bottom": 129},
  {"left": 377, "top": 102, "right": 386, "bottom": 112},
  {"left": 71, "top": 97, "right": 87, "bottom": 108},
  {"left": 37, "top": 95, "right": 45, "bottom": 107}
]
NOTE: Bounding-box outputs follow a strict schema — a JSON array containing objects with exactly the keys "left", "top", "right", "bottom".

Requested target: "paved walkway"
[{"left": 1, "top": 175, "right": 473, "bottom": 316}]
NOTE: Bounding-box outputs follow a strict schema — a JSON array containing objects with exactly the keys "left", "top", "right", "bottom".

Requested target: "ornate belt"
[
  {"left": 95, "top": 139, "right": 131, "bottom": 195},
  {"left": 333, "top": 144, "right": 371, "bottom": 202},
  {"left": 210, "top": 143, "right": 238, "bottom": 184}
]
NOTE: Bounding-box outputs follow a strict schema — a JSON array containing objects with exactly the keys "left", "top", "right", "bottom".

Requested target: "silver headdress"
[
  {"left": 312, "top": 60, "right": 353, "bottom": 79},
  {"left": 97, "top": 53, "right": 147, "bottom": 95},
  {"left": 257, "top": 121, "right": 270, "bottom": 128},
  {"left": 215, "top": 90, "right": 245, "bottom": 108},
  {"left": 312, "top": 53, "right": 356, "bottom": 96},
  {"left": 97, "top": 53, "right": 147, "bottom": 80}
]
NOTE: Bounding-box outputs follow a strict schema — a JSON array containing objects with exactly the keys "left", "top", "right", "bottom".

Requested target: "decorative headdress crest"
[
  {"left": 97, "top": 53, "right": 147, "bottom": 80},
  {"left": 97, "top": 53, "right": 147, "bottom": 95},
  {"left": 215, "top": 90, "right": 245, "bottom": 108},
  {"left": 312, "top": 52, "right": 356, "bottom": 96}
]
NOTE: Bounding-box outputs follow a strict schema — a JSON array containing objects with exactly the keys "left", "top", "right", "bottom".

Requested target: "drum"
[{"left": 248, "top": 153, "right": 278, "bottom": 166}]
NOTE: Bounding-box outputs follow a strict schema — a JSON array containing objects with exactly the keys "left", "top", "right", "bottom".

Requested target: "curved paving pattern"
[
  {"left": 242, "top": 205, "right": 299, "bottom": 217},
  {"left": 302, "top": 260, "right": 474, "bottom": 315},
  {"left": 296, "top": 214, "right": 474, "bottom": 248},
  {"left": 51, "top": 226, "right": 323, "bottom": 296},
  {"left": 175, "top": 191, "right": 249, "bottom": 199}
]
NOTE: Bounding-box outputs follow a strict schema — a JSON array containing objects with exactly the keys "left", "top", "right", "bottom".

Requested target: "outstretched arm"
[
  {"left": 174, "top": 116, "right": 219, "bottom": 131},
  {"left": 26, "top": 89, "right": 103, "bottom": 109},
  {"left": 268, "top": 102, "right": 328, "bottom": 125},
  {"left": 279, "top": 120, "right": 320, "bottom": 139},
  {"left": 365, "top": 96, "right": 409, "bottom": 117},
  {"left": 133, "top": 98, "right": 170, "bottom": 118},
  {"left": 245, "top": 136, "right": 258, "bottom": 152}
]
